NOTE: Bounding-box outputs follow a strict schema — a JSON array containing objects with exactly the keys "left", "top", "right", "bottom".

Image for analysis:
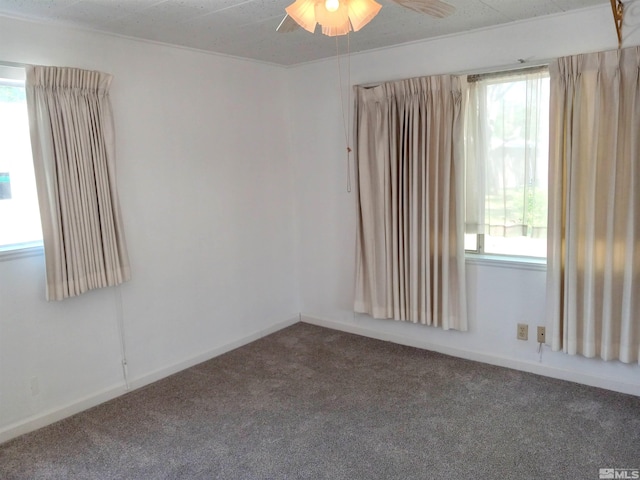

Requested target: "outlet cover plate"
[{"left": 517, "top": 323, "right": 528, "bottom": 341}]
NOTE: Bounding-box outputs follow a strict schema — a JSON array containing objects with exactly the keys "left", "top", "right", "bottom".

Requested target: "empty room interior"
[{"left": 0, "top": 0, "right": 639, "bottom": 478}]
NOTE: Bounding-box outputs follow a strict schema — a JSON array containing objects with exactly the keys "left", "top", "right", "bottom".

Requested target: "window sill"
[
  {"left": 465, "top": 253, "right": 546, "bottom": 272},
  {"left": 0, "top": 242, "right": 44, "bottom": 261}
]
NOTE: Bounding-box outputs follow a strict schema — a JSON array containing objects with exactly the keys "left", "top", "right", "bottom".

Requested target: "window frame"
[
  {"left": 0, "top": 242, "right": 44, "bottom": 261},
  {"left": 0, "top": 64, "right": 44, "bottom": 259},
  {"left": 464, "top": 65, "right": 550, "bottom": 263}
]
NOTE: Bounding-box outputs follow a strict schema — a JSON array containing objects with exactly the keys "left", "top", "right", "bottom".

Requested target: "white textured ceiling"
[{"left": 0, "top": 0, "right": 610, "bottom": 65}]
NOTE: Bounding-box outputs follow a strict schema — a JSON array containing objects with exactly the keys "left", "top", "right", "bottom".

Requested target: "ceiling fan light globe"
[
  {"left": 285, "top": 0, "right": 318, "bottom": 32},
  {"left": 348, "top": 0, "right": 382, "bottom": 31},
  {"left": 285, "top": 0, "right": 383, "bottom": 37},
  {"left": 325, "top": 0, "right": 340, "bottom": 13},
  {"left": 315, "top": 0, "right": 349, "bottom": 31}
]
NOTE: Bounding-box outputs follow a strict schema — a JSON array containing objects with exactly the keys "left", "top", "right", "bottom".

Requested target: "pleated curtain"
[
  {"left": 546, "top": 47, "right": 640, "bottom": 364},
  {"left": 353, "top": 75, "right": 467, "bottom": 331},
  {"left": 25, "top": 66, "right": 131, "bottom": 301}
]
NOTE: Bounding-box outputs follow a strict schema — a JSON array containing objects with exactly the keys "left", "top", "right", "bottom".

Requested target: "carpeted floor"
[{"left": 1, "top": 322, "right": 639, "bottom": 479}]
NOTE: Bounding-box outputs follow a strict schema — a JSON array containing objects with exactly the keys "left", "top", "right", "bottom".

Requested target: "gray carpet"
[{"left": 1, "top": 322, "right": 638, "bottom": 479}]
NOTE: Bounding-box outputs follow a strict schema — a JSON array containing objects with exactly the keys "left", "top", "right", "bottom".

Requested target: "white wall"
[
  {"left": 2, "top": 4, "right": 639, "bottom": 445},
  {"left": 289, "top": 5, "right": 640, "bottom": 396},
  {"left": 0, "top": 16, "right": 300, "bottom": 442}
]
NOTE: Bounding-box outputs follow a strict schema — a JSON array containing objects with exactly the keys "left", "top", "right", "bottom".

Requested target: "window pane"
[
  {"left": 464, "top": 233, "right": 477, "bottom": 252},
  {"left": 0, "top": 79, "right": 42, "bottom": 248},
  {"left": 484, "top": 234, "right": 546, "bottom": 258},
  {"left": 465, "top": 70, "right": 549, "bottom": 259}
]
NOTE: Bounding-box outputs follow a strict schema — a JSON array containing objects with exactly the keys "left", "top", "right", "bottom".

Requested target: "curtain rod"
[
  {"left": 356, "top": 60, "right": 551, "bottom": 89},
  {"left": 467, "top": 64, "right": 549, "bottom": 83}
]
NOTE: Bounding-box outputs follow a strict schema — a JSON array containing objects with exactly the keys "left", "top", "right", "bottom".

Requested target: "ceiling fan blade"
[
  {"left": 391, "top": 0, "right": 456, "bottom": 18},
  {"left": 276, "top": 14, "right": 301, "bottom": 33}
]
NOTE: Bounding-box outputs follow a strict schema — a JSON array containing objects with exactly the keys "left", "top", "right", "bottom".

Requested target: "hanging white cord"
[
  {"left": 114, "top": 287, "right": 130, "bottom": 390},
  {"left": 336, "top": 33, "right": 352, "bottom": 193},
  {"left": 537, "top": 341, "right": 544, "bottom": 363}
]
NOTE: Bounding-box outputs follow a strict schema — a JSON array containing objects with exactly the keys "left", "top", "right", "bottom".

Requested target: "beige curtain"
[
  {"left": 353, "top": 75, "right": 467, "bottom": 331},
  {"left": 25, "top": 66, "right": 131, "bottom": 301},
  {"left": 547, "top": 47, "right": 640, "bottom": 364}
]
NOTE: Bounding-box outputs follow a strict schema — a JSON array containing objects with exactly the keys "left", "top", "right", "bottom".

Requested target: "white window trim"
[
  {"left": 1, "top": 63, "right": 43, "bottom": 257},
  {"left": 464, "top": 66, "right": 550, "bottom": 263},
  {"left": 0, "top": 241, "right": 44, "bottom": 261},
  {"left": 465, "top": 252, "right": 546, "bottom": 271}
]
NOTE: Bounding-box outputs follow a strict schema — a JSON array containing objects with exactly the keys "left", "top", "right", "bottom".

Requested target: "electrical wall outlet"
[
  {"left": 517, "top": 323, "right": 528, "bottom": 341},
  {"left": 537, "top": 326, "right": 546, "bottom": 343}
]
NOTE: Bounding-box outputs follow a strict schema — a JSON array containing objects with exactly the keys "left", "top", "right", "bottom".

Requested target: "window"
[
  {"left": 464, "top": 68, "right": 550, "bottom": 258},
  {"left": 0, "top": 66, "right": 42, "bottom": 251}
]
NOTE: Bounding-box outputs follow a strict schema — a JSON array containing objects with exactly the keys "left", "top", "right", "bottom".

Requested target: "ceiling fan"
[{"left": 277, "top": 0, "right": 456, "bottom": 36}]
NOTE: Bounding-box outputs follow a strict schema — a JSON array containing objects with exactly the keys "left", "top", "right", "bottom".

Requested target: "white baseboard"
[
  {"left": 128, "top": 314, "right": 300, "bottom": 391},
  {"left": 0, "top": 314, "right": 301, "bottom": 445},
  {"left": 0, "top": 384, "right": 128, "bottom": 446},
  {"left": 301, "top": 314, "right": 640, "bottom": 397},
  {"left": 4, "top": 312, "right": 634, "bottom": 446}
]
